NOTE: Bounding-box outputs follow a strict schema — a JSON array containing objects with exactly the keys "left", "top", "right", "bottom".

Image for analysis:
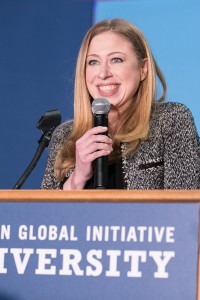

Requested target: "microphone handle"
[{"left": 94, "top": 114, "right": 108, "bottom": 189}]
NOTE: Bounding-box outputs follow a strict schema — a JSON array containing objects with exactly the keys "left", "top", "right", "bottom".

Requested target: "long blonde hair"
[{"left": 55, "top": 18, "right": 167, "bottom": 180}]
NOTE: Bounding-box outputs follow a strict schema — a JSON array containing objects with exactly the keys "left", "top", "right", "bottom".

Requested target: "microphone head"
[{"left": 92, "top": 98, "right": 111, "bottom": 115}]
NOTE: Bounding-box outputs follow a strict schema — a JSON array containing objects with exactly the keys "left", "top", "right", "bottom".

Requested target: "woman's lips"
[{"left": 97, "top": 84, "right": 120, "bottom": 97}]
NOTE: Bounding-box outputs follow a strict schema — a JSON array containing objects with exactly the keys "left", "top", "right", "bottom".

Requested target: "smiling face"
[{"left": 86, "top": 31, "right": 148, "bottom": 111}]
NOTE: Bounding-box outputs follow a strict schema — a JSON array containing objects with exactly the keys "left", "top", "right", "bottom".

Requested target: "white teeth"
[{"left": 99, "top": 85, "right": 117, "bottom": 91}]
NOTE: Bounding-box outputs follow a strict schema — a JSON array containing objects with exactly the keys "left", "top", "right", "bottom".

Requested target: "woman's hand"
[{"left": 63, "top": 126, "right": 113, "bottom": 190}]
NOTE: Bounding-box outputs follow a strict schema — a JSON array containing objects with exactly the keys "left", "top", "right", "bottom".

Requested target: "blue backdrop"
[
  {"left": 0, "top": 0, "right": 93, "bottom": 189},
  {"left": 94, "top": 0, "right": 200, "bottom": 133}
]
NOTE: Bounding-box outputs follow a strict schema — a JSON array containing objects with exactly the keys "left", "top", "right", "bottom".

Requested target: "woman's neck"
[
  {"left": 108, "top": 110, "right": 120, "bottom": 138},
  {"left": 108, "top": 104, "right": 129, "bottom": 138}
]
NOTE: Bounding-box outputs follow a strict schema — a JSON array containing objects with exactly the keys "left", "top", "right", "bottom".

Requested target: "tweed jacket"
[{"left": 41, "top": 102, "right": 200, "bottom": 190}]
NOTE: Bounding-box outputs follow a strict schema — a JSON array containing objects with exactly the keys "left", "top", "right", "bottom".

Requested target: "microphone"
[
  {"left": 13, "top": 110, "right": 61, "bottom": 189},
  {"left": 91, "top": 98, "right": 111, "bottom": 189}
]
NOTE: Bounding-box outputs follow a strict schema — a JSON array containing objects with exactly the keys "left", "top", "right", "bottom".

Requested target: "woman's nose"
[{"left": 98, "top": 63, "right": 112, "bottom": 80}]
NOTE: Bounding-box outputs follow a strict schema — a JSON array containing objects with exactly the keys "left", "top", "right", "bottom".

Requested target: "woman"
[{"left": 41, "top": 18, "right": 200, "bottom": 190}]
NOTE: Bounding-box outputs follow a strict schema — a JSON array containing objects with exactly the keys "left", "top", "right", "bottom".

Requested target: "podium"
[{"left": 0, "top": 190, "right": 199, "bottom": 300}]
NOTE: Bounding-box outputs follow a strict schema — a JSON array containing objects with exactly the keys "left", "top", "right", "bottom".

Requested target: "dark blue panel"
[
  {"left": 0, "top": 202, "right": 199, "bottom": 300},
  {"left": 0, "top": 0, "right": 93, "bottom": 189}
]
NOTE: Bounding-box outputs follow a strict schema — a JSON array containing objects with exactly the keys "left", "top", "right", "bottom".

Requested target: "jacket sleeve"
[
  {"left": 163, "top": 104, "right": 200, "bottom": 189},
  {"left": 40, "top": 122, "right": 72, "bottom": 189}
]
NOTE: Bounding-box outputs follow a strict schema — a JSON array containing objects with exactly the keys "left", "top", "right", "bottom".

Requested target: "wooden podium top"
[{"left": 0, "top": 189, "right": 200, "bottom": 202}]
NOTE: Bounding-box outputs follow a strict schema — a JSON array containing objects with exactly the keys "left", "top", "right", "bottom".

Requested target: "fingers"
[
  {"left": 88, "top": 126, "right": 108, "bottom": 135},
  {"left": 89, "top": 148, "right": 112, "bottom": 161},
  {"left": 76, "top": 141, "right": 112, "bottom": 163},
  {"left": 77, "top": 126, "right": 107, "bottom": 142},
  {"left": 77, "top": 135, "right": 112, "bottom": 151},
  {"left": 76, "top": 126, "right": 112, "bottom": 151},
  {"left": 71, "top": 127, "right": 113, "bottom": 187},
  {"left": 79, "top": 144, "right": 112, "bottom": 163},
  {"left": 76, "top": 127, "right": 113, "bottom": 161}
]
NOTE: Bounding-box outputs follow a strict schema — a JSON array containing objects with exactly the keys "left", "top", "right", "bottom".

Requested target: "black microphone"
[
  {"left": 13, "top": 110, "right": 61, "bottom": 189},
  {"left": 91, "top": 98, "right": 111, "bottom": 189}
]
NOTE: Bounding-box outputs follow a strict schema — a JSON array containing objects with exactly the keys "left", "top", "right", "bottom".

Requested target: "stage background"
[
  {"left": 1, "top": 0, "right": 200, "bottom": 189},
  {"left": 0, "top": 0, "right": 93, "bottom": 189},
  {"left": 93, "top": 0, "right": 200, "bottom": 132}
]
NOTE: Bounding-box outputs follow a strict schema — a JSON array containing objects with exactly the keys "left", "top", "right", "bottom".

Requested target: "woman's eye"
[
  {"left": 88, "top": 60, "right": 99, "bottom": 66},
  {"left": 112, "top": 57, "right": 123, "bottom": 63}
]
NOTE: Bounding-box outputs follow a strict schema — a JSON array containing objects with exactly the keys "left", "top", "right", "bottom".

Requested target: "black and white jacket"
[{"left": 41, "top": 102, "right": 200, "bottom": 190}]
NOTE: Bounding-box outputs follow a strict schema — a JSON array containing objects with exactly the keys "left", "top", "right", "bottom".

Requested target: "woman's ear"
[{"left": 140, "top": 58, "right": 148, "bottom": 81}]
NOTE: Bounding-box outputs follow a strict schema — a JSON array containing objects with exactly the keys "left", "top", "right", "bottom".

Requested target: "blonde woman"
[{"left": 41, "top": 19, "right": 200, "bottom": 190}]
